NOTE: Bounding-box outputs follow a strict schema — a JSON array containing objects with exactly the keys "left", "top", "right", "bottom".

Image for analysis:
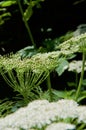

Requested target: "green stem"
[
  {"left": 17, "top": 0, "right": 36, "bottom": 48},
  {"left": 75, "top": 52, "right": 86, "bottom": 101},
  {"left": 22, "top": 90, "right": 29, "bottom": 105},
  {"left": 46, "top": 74, "right": 52, "bottom": 102}
]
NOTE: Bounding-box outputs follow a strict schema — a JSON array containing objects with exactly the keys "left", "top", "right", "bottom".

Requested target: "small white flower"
[
  {"left": 0, "top": 99, "right": 78, "bottom": 129},
  {"left": 45, "top": 122, "right": 76, "bottom": 130},
  {"left": 55, "top": 99, "right": 78, "bottom": 119},
  {"left": 68, "top": 60, "right": 86, "bottom": 73},
  {"left": 77, "top": 106, "right": 86, "bottom": 123},
  {"left": 4, "top": 128, "right": 19, "bottom": 130}
]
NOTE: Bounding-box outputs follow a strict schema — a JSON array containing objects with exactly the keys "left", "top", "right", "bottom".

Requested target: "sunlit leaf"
[
  {"left": 1, "top": 12, "right": 11, "bottom": 17},
  {"left": 0, "top": 1, "right": 16, "bottom": 7},
  {"left": 24, "top": 5, "right": 33, "bottom": 21},
  {"left": 0, "top": 12, "right": 11, "bottom": 25}
]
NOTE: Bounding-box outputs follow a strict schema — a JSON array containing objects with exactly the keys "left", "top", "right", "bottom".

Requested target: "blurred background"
[{"left": 0, "top": 0, "right": 86, "bottom": 54}]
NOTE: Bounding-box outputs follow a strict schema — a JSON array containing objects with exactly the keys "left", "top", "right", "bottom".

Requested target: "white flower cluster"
[
  {"left": 0, "top": 99, "right": 78, "bottom": 130},
  {"left": 46, "top": 122, "right": 75, "bottom": 130},
  {"left": 0, "top": 51, "right": 61, "bottom": 73},
  {"left": 68, "top": 60, "right": 86, "bottom": 73},
  {"left": 0, "top": 99, "right": 86, "bottom": 130},
  {"left": 77, "top": 106, "right": 86, "bottom": 123},
  {"left": 58, "top": 33, "right": 86, "bottom": 52},
  {"left": 31, "top": 51, "right": 61, "bottom": 72}
]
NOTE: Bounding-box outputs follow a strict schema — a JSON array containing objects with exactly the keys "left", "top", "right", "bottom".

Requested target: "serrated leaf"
[
  {"left": 55, "top": 58, "right": 69, "bottom": 76},
  {"left": 24, "top": 5, "right": 33, "bottom": 21}
]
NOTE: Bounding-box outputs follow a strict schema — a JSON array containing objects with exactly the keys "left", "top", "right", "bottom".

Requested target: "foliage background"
[{"left": 0, "top": 0, "right": 86, "bottom": 54}]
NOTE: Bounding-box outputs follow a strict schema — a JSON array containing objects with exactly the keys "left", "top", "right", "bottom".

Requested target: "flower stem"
[
  {"left": 46, "top": 74, "right": 52, "bottom": 102},
  {"left": 75, "top": 52, "right": 86, "bottom": 101},
  {"left": 17, "top": 0, "right": 36, "bottom": 48}
]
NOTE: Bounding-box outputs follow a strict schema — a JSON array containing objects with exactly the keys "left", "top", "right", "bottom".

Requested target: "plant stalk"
[
  {"left": 75, "top": 52, "right": 86, "bottom": 100},
  {"left": 46, "top": 74, "right": 52, "bottom": 102},
  {"left": 17, "top": 0, "right": 36, "bottom": 48}
]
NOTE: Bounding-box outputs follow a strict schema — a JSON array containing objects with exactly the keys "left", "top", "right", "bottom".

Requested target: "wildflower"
[
  {"left": 45, "top": 122, "right": 76, "bottom": 130},
  {"left": 56, "top": 33, "right": 86, "bottom": 55},
  {"left": 55, "top": 99, "right": 78, "bottom": 119},
  {"left": 77, "top": 106, "right": 86, "bottom": 123},
  {"left": 0, "top": 99, "right": 78, "bottom": 129},
  {"left": 3, "top": 128, "right": 19, "bottom": 130},
  {"left": 68, "top": 60, "right": 86, "bottom": 73}
]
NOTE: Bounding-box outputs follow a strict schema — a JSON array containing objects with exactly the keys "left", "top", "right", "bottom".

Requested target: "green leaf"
[
  {"left": 24, "top": 5, "right": 33, "bottom": 21},
  {"left": 0, "top": 17, "right": 4, "bottom": 25},
  {"left": 1, "top": 12, "right": 11, "bottom": 17},
  {"left": 0, "top": 1, "right": 16, "bottom": 7},
  {"left": 52, "top": 90, "right": 67, "bottom": 98},
  {"left": 67, "top": 82, "right": 76, "bottom": 87},
  {"left": 66, "top": 54, "right": 76, "bottom": 60},
  {"left": 18, "top": 46, "right": 37, "bottom": 59},
  {"left": 52, "top": 89, "right": 76, "bottom": 100},
  {"left": 55, "top": 58, "right": 69, "bottom": 76},
  {"left": 82, "top": 79, "right": 86, "bottom": 86},
  {"left": 0, "top": 12, "right": 11, "bottom": 25},
  {"left": 24, "top": 0, "right": 29, "bottom": 5},
  {"left": 77, "top": 90, "right": 86, "bottom": 102},
  {"left": 77, "top": 95, "right": 86, "bottom": 102}
]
